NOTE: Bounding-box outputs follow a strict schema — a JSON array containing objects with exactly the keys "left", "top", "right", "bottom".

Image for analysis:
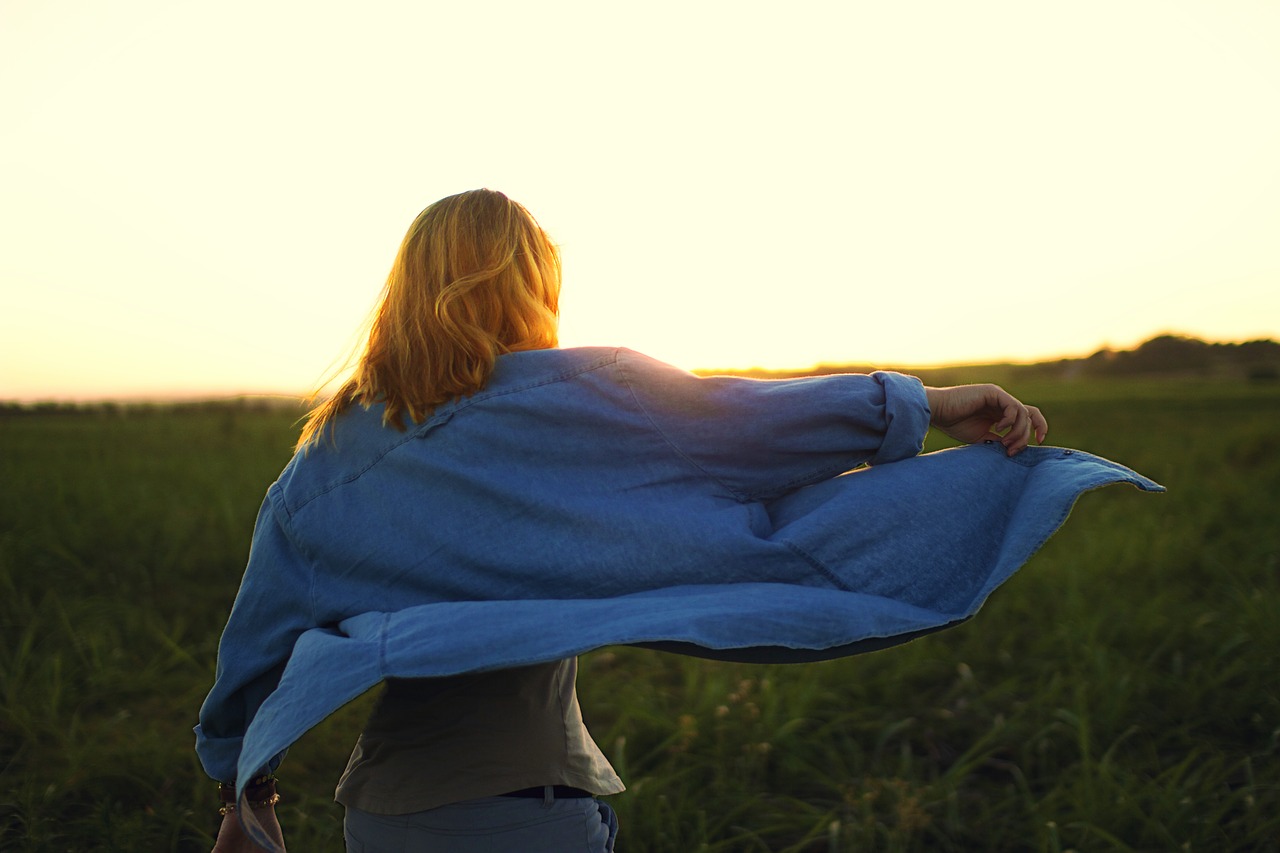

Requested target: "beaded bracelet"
[{"left": 218, "top": 774, "right": 280, "bottom": 816}]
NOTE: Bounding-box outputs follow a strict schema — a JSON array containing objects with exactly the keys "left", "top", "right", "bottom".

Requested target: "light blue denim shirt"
[{"left": 195, "top": 347, "right": 1162, "bottom": 848}]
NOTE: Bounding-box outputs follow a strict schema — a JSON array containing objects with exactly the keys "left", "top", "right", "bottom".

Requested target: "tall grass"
[{"left": 2, "top": 381, "right": 1277, "bottom": 851}]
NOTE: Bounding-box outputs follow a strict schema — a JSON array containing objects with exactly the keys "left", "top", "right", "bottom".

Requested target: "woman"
[{"left": 197, "top": 189, "right": 1161, "bottom": 852}]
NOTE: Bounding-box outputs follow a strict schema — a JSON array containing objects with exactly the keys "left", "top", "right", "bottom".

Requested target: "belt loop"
[{"left": 542, "top": 785, "right": 554, "bottom": 808}]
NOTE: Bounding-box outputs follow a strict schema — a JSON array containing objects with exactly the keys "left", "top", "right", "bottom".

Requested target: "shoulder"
[
  {"left": 272, "top": 403, "right": 419, "bottom": 513},
  {"left": 274, "top": 349, "right": 640, "bottom": 512},
  {"left": 484, "top": 347, "right": 623, "bottom": 387}
]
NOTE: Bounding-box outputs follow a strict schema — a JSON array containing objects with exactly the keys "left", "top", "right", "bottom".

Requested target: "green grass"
[{"left": 2, "top": 380, "right": 1278, "bottom": 852}]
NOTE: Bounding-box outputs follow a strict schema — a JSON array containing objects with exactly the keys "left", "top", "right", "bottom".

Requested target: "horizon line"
[{"left": 4, "top": 331, "right": 1275, "bottom": 406}]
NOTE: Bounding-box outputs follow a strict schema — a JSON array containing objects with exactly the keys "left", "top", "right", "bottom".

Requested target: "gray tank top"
[{"left": 334, "top": 658, "right": 624, "bottom": 814}]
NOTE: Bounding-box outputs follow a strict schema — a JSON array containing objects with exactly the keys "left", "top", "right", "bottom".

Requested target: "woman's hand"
[
  {"left": 211, "top": 807, "right": 286, "bottom": 853},
  {"left": 924, "top": 384, "right": 1048, "bottom": 456}
]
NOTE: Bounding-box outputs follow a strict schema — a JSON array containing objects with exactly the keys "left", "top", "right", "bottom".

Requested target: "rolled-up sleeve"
[
  {"left": 616, "top": 349, "right": 930, "bottom": 501},
  {"left": 867, "top": 370, "right": 933, "bottom": 466},
  {"left": 194, "top": 488, "right": 316, "bottom": 782}
]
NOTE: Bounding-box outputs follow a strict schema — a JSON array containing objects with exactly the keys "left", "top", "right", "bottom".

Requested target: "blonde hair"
[{"left": 297, "top": 189, "right": 561, "bottom": 451}]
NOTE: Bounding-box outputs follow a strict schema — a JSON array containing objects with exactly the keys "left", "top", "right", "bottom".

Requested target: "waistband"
[{"left": 500, "top": 785, "right": 592, "bottom": 799}]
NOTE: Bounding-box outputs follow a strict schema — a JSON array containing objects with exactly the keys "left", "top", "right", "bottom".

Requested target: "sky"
[{"left": 2, "top": 1, "right": 1278, "bottom": 401}]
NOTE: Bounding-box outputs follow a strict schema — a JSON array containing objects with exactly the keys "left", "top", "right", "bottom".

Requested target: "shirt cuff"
[{"left": 866, "top": 371, "right": 929, "bottom": 465}]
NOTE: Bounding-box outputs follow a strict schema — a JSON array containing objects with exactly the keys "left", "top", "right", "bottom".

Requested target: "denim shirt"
[{"left": 194, "top": 347, "right": 1162, "bottom": 848}]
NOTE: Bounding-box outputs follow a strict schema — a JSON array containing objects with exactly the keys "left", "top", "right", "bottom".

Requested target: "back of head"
[{"left": 299, "top": 189, "right": 561, "bottom": 450}]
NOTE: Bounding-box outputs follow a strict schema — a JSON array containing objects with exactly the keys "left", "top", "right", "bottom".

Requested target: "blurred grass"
[{"left": 1, "top": 379, "right": 1277, "bottom": 851}]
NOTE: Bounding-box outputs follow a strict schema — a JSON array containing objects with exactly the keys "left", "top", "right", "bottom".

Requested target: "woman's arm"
[
  {"left": 615, "top": 349, "right": 931, "bottom": 500},
  {"left": 196, "top": 490, "right": 316, "bottom": 791}
]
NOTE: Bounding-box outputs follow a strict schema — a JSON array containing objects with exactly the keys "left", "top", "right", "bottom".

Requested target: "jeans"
[{"left": 344, "top": 790, "right": 618, "bottom": 853}]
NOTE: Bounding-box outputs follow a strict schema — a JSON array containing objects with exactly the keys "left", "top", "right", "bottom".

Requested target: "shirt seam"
[
  {"left": 436, "top": 349, "right": 621, "bottom": 421},
  {"left": 288, "top": 350, "right": 624, "bottom": 511},
  {"left": 615, "top": 353, "right": 753, "bottom": 503},
  {"left": 779, "top": 540, "right": 854, "bottom": 593},
  {"left": 268, "top": 484, "right": 320, "bottom": 626}
]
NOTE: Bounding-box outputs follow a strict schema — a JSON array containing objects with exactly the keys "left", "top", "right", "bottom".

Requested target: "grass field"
[{"left": 1, "top": 377, "right": 1277, "bottom": 852}]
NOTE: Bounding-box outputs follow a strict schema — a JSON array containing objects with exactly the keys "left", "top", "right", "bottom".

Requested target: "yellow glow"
[{"left": 2, "top": 1, "right": 1278, "bottom": 400}]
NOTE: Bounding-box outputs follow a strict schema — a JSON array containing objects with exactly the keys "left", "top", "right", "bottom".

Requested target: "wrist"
[
  {"left": 922, "top": 387, "right": 940, "bottom": 424},
  {"left": 218, "top": 774, "right": 280, "bottom": 815}
]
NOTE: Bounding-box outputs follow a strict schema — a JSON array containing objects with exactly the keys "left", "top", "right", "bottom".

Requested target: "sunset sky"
[{"left": 3, "top": 1, "right": 1278, "bottom": 401}]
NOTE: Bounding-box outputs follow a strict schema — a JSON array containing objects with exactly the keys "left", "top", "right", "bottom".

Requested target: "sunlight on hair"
[{"left": 297, "top": 190, "right": 561, "bottom": 450}]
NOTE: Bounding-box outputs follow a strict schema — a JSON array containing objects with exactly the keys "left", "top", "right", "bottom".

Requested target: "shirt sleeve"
[
  {"left": 193, "top": 488, "right": 316, "bottom": 783},
  {"left": 616, "top": 348, "right": 930, "bottom": 501}
]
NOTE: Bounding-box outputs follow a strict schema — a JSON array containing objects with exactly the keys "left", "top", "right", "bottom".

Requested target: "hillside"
[{"left": 699, "top": 334, "right": 1280, "bottom": 384}]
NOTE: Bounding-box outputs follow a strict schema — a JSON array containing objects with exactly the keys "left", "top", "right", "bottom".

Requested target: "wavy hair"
[{"left": 297, "top": 189, "right": 561, "bottom": 451}]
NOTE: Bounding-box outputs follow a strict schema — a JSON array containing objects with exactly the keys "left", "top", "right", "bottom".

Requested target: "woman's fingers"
[
  {"left": 1029, "top": 405, "right": 1049, "bottom": 444},
  {"left": 988, "top": 390, "right": 1030, "bottom": 456},
  {"left": 999, "top": 403, "right": 1048, "bottom": 456},
  {"left": 999, "top": 410, "right": 1029, "bottom": 454},
  {"left": 992, "top": 392, "right": 1022, "bottom": 434}
]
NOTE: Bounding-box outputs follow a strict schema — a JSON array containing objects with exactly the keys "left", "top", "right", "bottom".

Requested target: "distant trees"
[
  {"left": 1082, "top": 334, "right": 1280, "bottom": 379},
  {"left": 698, "top": 334, "right": 1280, "bottom": 383},
  {"left": 0, "top": 396, "right": 306, "bottom": 417}
]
